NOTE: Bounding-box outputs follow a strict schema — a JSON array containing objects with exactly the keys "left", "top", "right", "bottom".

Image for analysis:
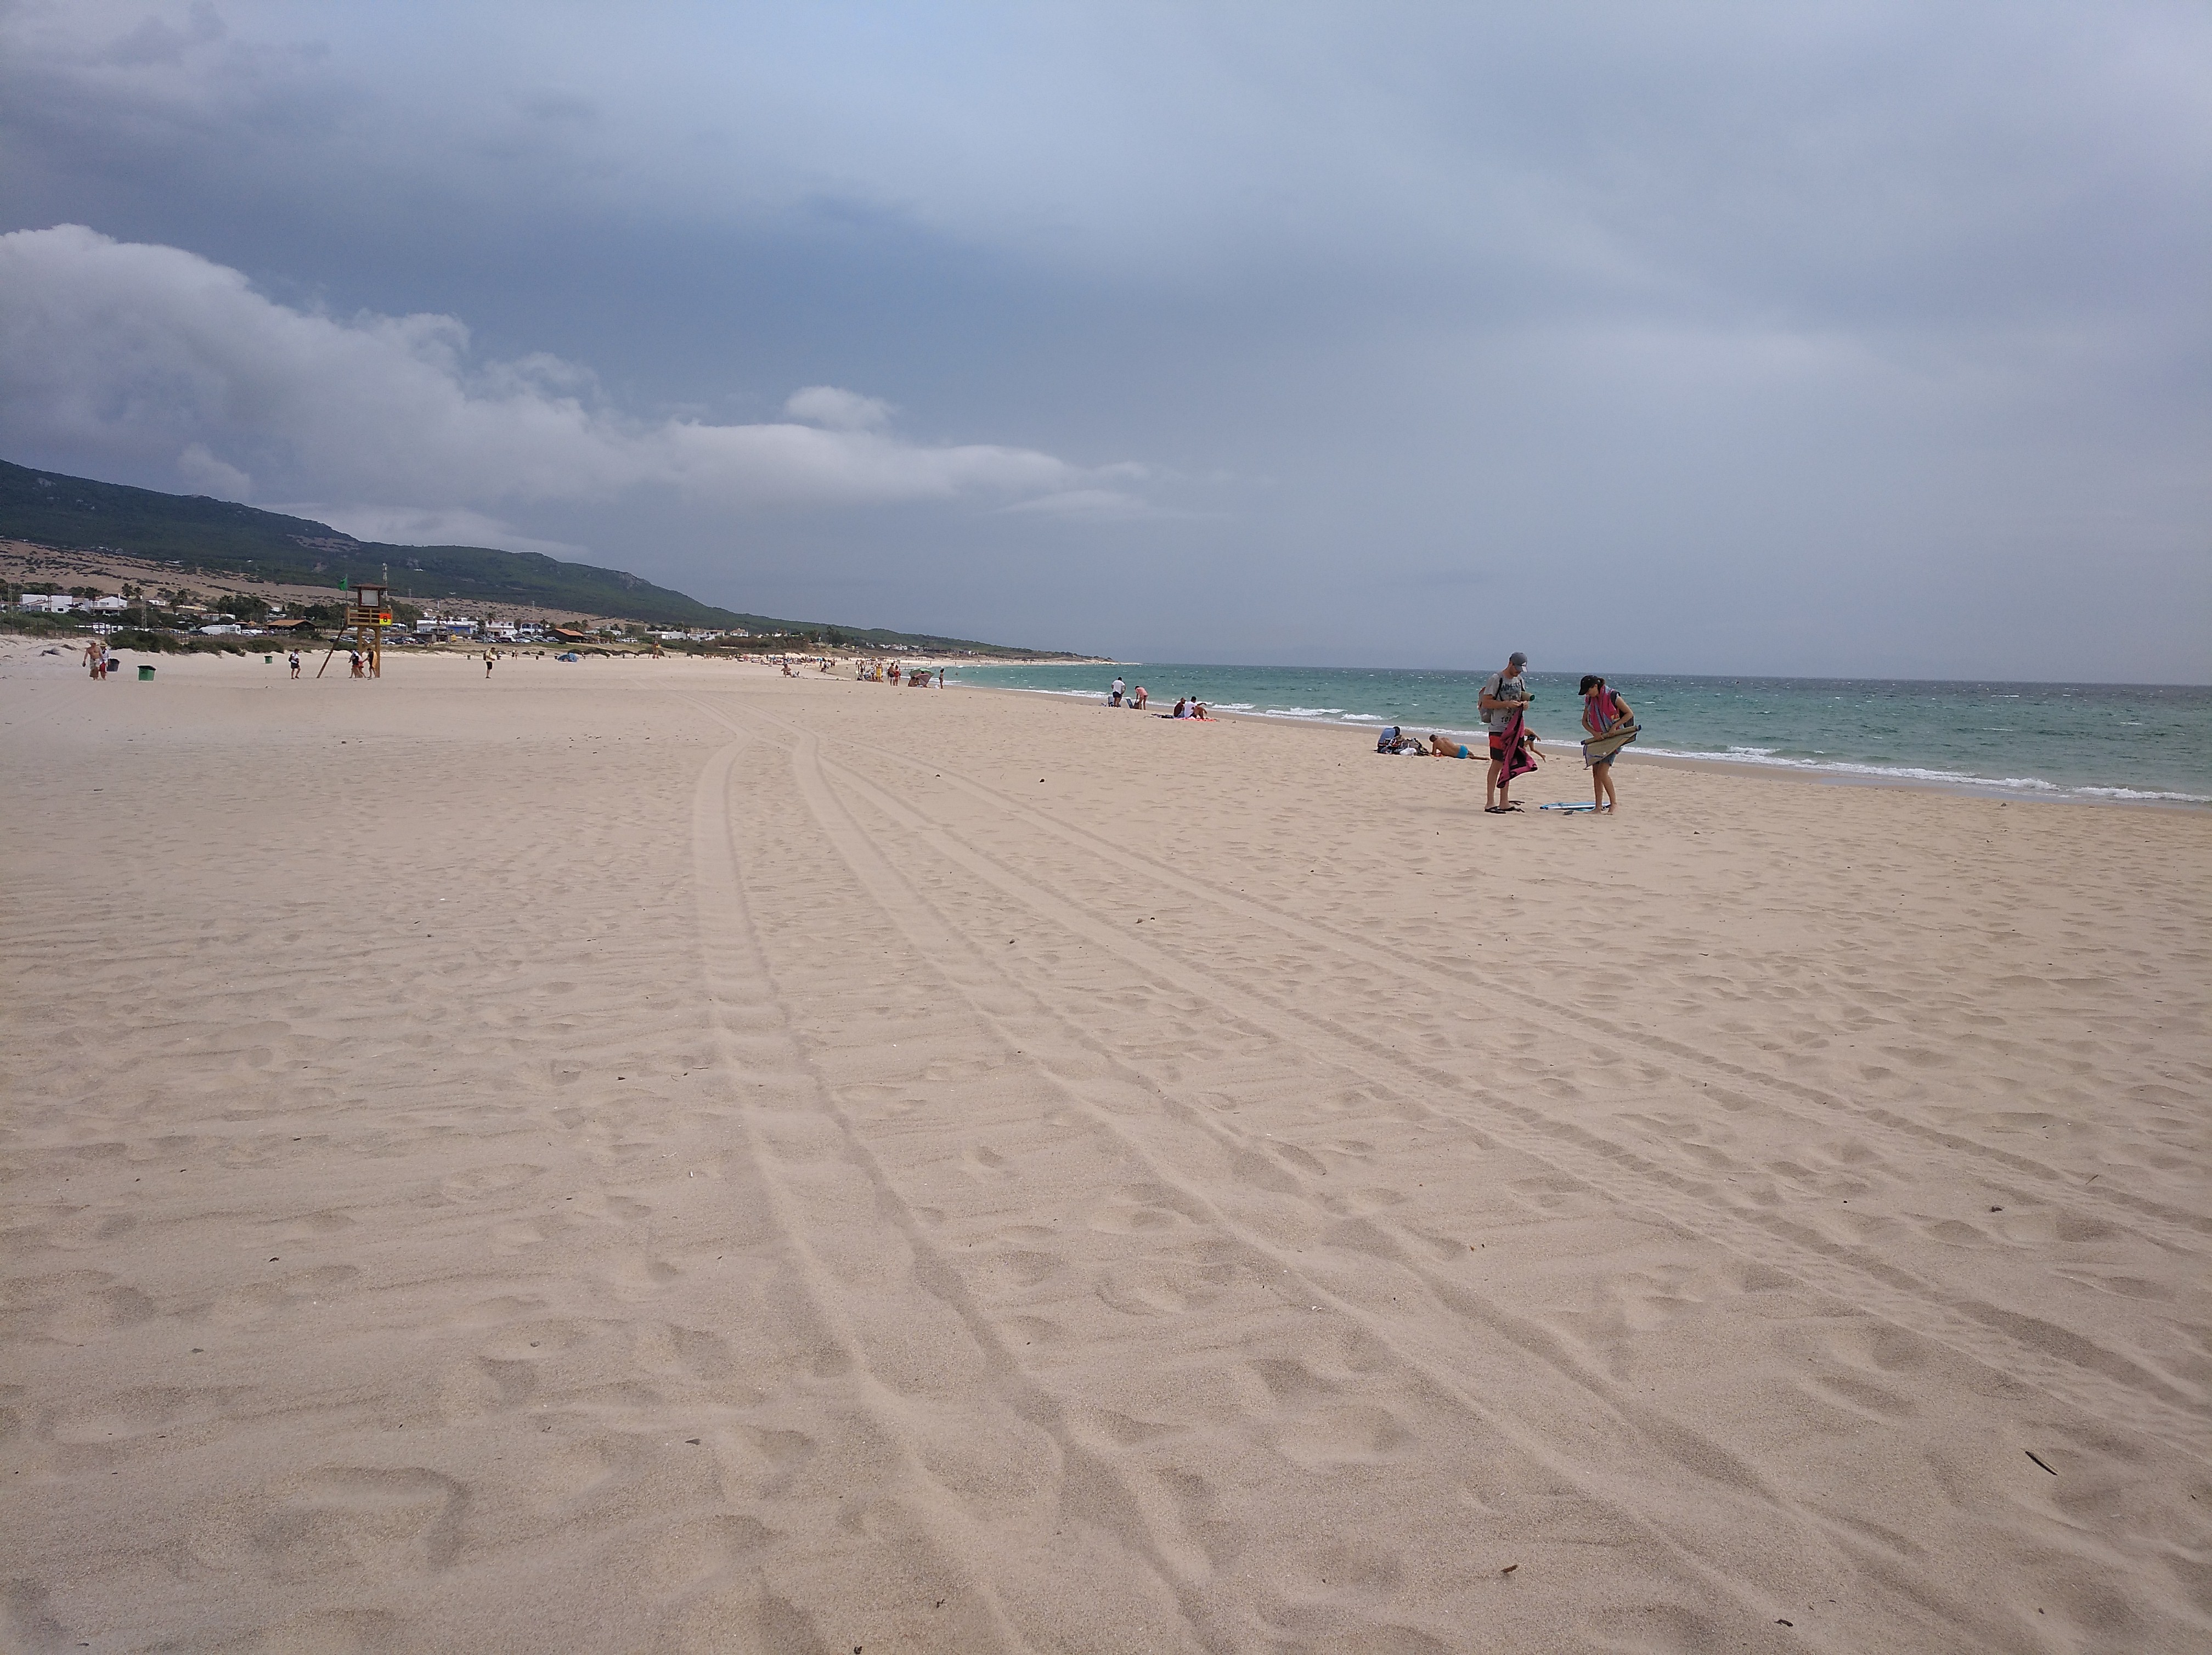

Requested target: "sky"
[{"left": 2, "top": 2, "right": 2207, "bottom": 678}]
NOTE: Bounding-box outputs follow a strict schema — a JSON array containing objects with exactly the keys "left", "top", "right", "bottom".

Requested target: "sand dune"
[{"left": 3, "top": 649, "right": 2207, "bottom": 1652}]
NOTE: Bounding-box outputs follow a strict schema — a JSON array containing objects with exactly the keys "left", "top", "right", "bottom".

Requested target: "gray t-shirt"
[{"left": 1481, "top": 670, "right": 1529, "bottom": 733}]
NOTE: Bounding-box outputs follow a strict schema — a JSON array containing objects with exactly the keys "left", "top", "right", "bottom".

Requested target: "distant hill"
[{"left": 0, "top": 459, "right": 1077, "bottom": 655}]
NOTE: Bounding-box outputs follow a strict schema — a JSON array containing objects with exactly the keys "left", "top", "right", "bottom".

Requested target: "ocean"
[{"left": 944, "top": 664, "right": 2212, "bottom": 805}]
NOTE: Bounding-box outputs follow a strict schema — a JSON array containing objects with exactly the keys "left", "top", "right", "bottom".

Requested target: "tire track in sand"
[
  {"left": 693, "top": 699, "right": 2038, "bottom": 1651},
  {"left": 716, "top": 706, "right": 2209, "bottom": 1461},
  {"left": 695, "top": 733, "right": 1229, "bottom": 1654},
  {"left": 817, "top": 710, "right": 2211, "bottom": 1252}
]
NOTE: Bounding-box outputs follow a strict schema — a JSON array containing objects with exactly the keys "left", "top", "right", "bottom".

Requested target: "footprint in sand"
[
  {"left": 189, "top": 1467, "right": 470, "bottom": 1581},
  {"left": 1504, "top": 1173, "right": 1602, "bottom": 1217},
  {"left": 44, "top": 1384, "right": 236, "bottom": 1451},
  {"left": 40, "top": 1279, "right": 158, "bottom": 1341},
  {"left": 204, "top": 1265, "right": 359, "bottom": 1328},
  {"left": 985, "top": 1249, "right": 1062, "bottom": 1292},
  {"left": 1800, "top": 1360, "right": 1920, "bottom": 1421},
  {"left": 1298, "top": 1538, "right": 1407, "bottom": 1603},
  {"left": 437, "top": 1162, "right": 545, "bottom": 1201},
  {"left": 959, "top": 1143, "right": 1011, "bottom": 1180},
  {"left": 1086, "top": 1189, "right": 1184, "bottom": 1234},
  {"left": 530, "top": 1435, "right": 631, "bottom": 1510},
  {"left": 261, "top": 1466, "right": 470, "bottom": 1577},
  {"left": 633, "top": 1321, "right": 746, "bottom": 1384},
  {"left": 637, "top": 1514, "right": 777, "bottom": 1598}
]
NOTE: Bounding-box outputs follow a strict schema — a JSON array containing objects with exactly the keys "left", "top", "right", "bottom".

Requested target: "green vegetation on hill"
[{"left": 0, "top": 459, "right": 1077, "bottom": 655}]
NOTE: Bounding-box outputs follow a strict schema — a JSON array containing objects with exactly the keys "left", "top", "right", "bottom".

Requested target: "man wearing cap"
[{"left": 1479, "top": 651, "right": 1534, "bottom": 810}]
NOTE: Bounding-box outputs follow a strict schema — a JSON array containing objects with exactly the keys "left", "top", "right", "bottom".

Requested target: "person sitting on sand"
[
  {"left": 1190, "top": 700, "right": 1214, "bottom": 720},
  {"left": 1172, "top": 697, "right": 1189, "bottom": 718},
  {"left": 1579, "top": 675, "right": 1635, "bottom": 813},
  {"left": 1375, "top": 725, "right": 1424, "bottom": 753}
]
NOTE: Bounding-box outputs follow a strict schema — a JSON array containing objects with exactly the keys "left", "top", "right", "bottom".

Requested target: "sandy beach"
[{"left": 3, "top": 648, "right": 2207, "bottom": 1654}]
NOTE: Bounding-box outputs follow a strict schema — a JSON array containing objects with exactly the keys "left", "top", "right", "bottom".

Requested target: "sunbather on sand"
[{"left": 1427, "top": 734, "right": 1478, "bottom": 758}]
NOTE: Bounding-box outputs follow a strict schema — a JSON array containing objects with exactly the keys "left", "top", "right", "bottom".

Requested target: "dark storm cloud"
[{"left": 2, "top": 2, "right": 2205, "bottom": 676}]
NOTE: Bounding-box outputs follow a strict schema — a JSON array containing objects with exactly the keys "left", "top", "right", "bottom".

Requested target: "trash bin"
[
  {"left": 138, "top": 664, "right": 156, "bottom": 680},
  {"left": 264, "top": 654, "right": 274, "bottom": 664}
]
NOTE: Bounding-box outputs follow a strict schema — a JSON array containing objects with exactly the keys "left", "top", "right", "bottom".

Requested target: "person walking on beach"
[
  {"left": 1110, "top": 675, "right": 1125, "bottom": 707},
  {"left": 1480, "top": 651, "right": 1535, "bottom": 811},
  {"left": 485, "top": 651, "right": 495, "bottom": 678},
  {"left": 1579, "top": 675, "right": 1635, "bottom": 813},
  {"left": 288, "top": 650, "right": 301, "bottom": 679}
]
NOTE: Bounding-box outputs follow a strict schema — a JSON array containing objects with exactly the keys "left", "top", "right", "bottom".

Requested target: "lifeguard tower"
[{"left": 315, "top": 581, "right": 392, "bottom": 678}]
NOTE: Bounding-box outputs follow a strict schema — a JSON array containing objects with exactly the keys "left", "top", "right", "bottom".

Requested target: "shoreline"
[{"left": 945, "top": 676, "right": 2211, "bottom": 810}]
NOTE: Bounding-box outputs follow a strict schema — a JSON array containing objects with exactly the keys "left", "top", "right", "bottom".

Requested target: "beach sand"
[{"left": 4, "top": 648, "right": 2207, "bottom": 1653}]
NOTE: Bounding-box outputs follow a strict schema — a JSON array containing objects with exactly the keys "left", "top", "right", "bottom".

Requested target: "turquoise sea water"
[{"left": 946, "top": 665, "right": 2212, "bottom": 804}]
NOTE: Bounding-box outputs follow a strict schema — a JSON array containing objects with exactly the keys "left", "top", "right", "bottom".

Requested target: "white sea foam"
[
  {"left": 1638, "top": 745, "right": 2209, "bottom": 804},
  {"left": 950, "top": 673, "right": 2208, "bottom": 804},
  {"left": 2067, "top": 785, "right": 2212, "bottom": 802}
]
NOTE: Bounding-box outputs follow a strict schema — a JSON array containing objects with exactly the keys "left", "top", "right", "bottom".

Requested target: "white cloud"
[
  {"left": 0, "top": 224, "right": 1119, "bottom": 519},
  {"left": 176, "top": 440, "right": 251, "bottom": 499},
  {"left": 264, "top": 504, "right": 588, "bottom": 558},
  {"left": 783, "top": 385, "right": 892, "bottom": 430},
  {"left": 998, "top": 488, "right": 1174, "bottom": 521}
]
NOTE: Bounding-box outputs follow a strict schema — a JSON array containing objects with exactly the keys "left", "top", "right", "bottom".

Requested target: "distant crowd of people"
[
  {"left": 857, "top": 659, "right": 944, "bottom": 686},
  {"left": 1108, "top": 676, "right": 1212, "bottom": 720}
]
